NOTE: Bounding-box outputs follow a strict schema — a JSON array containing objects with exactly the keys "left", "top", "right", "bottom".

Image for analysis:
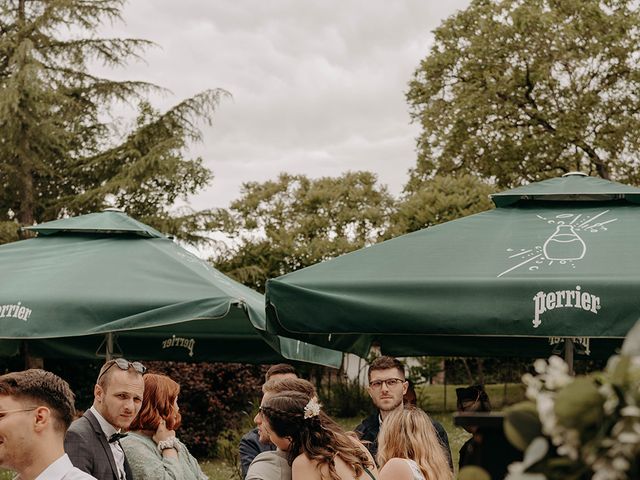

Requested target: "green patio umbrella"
[
  {"left": 265, "top": 173, "right": 640, "bottom": 359},
  {"left": 0, "top": 210, "right": 342, "bottom": 367}
]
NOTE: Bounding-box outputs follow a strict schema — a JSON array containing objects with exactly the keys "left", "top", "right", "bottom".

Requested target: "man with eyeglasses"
[
  {"left": 0, "top": 369, "right": 96, "bottom": 480},
  {"left": 354, "top": 356, "right": 452, "bottom": 468},
  {"left": 65, "top": 359, "right": 146, "bottom": 480}
]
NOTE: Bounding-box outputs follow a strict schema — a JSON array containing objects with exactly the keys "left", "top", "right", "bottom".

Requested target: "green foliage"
[
  {"left": 508, "top": 350, "right": 640, "bottom": 479},
  {"left": 553, "top": 377, "right": 604, "bottom": 432},
  {"left": 146, "top": 361, "right": 265, "bottom": 458},
  {"left": 407, "top": 0, "right": 640, "bottom": 187},
  {"left": 408, "top": 356, "right": 444, "bottom": 385},
  {"left": 214, "top": 429, "right": 244, "bottom": 480},
  {"left": 213, "top": 172, "right": 394, "bottom": 291},
  {"left": 391, "top": 174, "right": 496, "bottom": 236},
  {"left": 459, "top": 466, "right": 492, "bottom": 480},
  {"left": 322, "top": 378, "right": 369, "bottom": 418},
  {"left": 0, "top": 221, "right": 19, "bottom": 244},
  {"left": 504, "top": 402, "right": 543, "bottom": 452},
  {"left": 46, "top": 359, "right": 265, "bottom": 459},
  {"left": 0, "top": 0, "right": 226, "bottom": 243}
]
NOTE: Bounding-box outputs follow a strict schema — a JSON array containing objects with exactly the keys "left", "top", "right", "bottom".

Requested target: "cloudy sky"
[{"left": 96, "top": 0, "right": 471, "bottom": 211}]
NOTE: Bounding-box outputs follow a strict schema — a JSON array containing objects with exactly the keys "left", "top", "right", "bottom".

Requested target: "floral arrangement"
[
  {"left": 503, "top": 321, "right": 640, "bottom": 480},
  {"left": 303, "top": 396, "right": 321, "bottom": 419}
]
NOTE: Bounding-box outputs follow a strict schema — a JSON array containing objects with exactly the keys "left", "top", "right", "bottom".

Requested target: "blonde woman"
[{"left": 377, "top": 407, "right": 453, "bottom": 480}]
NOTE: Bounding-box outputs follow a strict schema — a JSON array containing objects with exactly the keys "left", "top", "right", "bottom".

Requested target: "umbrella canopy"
[
  {"left": 0, "top": 210, "right": 342, "bottom": 367},
  {"left": 265, "top": 174, "right": 640, "bottom": 359}
]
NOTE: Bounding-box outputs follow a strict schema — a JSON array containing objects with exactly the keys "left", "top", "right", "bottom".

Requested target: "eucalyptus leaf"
[
  {"left": 504, "top": 402, "right": 543, "bottom": 451},
  {"left": 459, "top": 466, "right": 491, "bottom": 480},
  {"left": 554, "top": 378, "right": 604, "bottom": 429}
]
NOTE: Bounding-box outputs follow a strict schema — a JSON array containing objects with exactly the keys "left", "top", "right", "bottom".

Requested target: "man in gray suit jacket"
[{"left": 65, "top": 359, "right": 145, "bottom": 480}]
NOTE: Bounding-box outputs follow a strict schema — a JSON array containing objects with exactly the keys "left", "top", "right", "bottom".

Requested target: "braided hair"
[{"left": 261, "top": 391, "right": 373, "bottom": 480}]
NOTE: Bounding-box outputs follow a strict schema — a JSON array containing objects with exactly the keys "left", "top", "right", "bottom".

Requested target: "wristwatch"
[{"left": 157, "top": 437, "right": 180, "bottom": 452}]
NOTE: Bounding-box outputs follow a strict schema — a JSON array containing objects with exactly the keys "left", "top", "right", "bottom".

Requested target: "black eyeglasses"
[
  {"left": 368, "top": 378, "right": 406, "bottom": 390},
  {"left": 98, "top": 358, "right": 146, "bottom": 382}
]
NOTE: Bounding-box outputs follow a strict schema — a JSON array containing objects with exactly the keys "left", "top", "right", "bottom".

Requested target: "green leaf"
[
  {"left": 458, "top": 466, "right": 491, "bottom": 480},
  {"left": 504, "top": 401, "right": 543, "bottom": 451},
  {"left": 554, "top": 377, "right": 604, "bottom": 430}
]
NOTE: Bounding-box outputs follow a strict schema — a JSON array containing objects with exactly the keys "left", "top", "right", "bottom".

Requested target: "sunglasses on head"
[{"left": 98, "top": 358, "right": 146, "bottom": 382}]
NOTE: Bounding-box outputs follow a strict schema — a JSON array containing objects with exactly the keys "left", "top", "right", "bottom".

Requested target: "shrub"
[{"left": 46, "top": 359, "right": 265, "bottom": 458}]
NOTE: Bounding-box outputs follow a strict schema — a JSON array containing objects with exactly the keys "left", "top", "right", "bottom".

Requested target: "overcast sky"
[{"left": 96, "top": 0, "right": 471, "bottom": 211}]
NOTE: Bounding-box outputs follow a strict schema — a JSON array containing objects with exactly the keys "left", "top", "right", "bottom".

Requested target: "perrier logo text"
[
  {"left": 533, "top": 286, "right": 600, "bottom": 328},
  {"left": 0, "top": 302, "right": 32, "bottom": 322}
]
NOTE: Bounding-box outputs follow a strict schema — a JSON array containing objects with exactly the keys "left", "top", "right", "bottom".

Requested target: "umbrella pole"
[
  {"left": 106, "top": 333, "right": 114, "bottom": 361},
  {"left": 564, "top": 338, "right": 574, "bottom": 375}
]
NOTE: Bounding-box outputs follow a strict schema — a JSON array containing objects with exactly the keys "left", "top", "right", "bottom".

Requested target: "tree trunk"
[
  {"left": 461, "top": 358, "right": 473, "bottom": 385},
  {"left": 476, "top": 358, "right": 485, "bottom": 385}
]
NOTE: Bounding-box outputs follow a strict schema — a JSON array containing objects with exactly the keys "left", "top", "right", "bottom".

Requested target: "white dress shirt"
[
  {"left": 18, "top": 454, "right": 97, "bottom": 480},
  {"left": 89, "top": 407, "right": 127, "bottom": 480}
]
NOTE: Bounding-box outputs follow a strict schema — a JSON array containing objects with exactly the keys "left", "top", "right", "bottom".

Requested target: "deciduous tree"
[
  {"left": 213, "top": 172, "right": 394, "bottom": 291},
  {"left": 407, "top": 0, "right": 640, "bottom": 187},
  {"left": 391, "top": 174, "right": 495, "bottom": 236}
]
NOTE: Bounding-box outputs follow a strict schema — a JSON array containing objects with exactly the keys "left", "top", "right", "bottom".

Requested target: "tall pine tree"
[{"left": 0, "top": 0, "right": 226, "bottom": 243}]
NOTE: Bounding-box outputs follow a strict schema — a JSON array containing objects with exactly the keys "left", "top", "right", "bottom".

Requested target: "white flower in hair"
[{"left": 303, "top": 396, "right": 321, "bottom": 419}]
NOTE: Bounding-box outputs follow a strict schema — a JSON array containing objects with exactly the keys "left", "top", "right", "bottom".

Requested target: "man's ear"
[
  {"left": 94, "top": 383, "right": 103, "bottom": 403},
  {"left": 402, "top": 382, "right": 408, "bottom": 395},
  {"left": 33, "top": 406, "right": 51, "bottom": 432}
]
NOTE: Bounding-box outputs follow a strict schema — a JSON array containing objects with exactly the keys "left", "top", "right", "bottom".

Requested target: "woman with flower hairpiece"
[
  {"left": 377, "top": 407, "right": 453, "bottom": 480},
  {"left": 260, "top": 390, "right": 378, "bottom": 480}
]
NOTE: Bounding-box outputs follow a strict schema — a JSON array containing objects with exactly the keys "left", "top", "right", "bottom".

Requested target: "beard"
[{"left": 377, "top": 397, "right": 403, "bottom": 412}]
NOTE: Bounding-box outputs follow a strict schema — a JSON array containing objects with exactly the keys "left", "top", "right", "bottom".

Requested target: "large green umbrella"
[
  {"left": 266, "top": 174, "right": 640, "bottom": 359},
  {"left": 0, "top": 210, "right": 342, "bottom": 367}
]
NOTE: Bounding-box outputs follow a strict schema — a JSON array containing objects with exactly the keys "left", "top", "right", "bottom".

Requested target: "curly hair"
[
  {"left": 377, "top": 407, "right": 453, "bottom": 480},
  {"left": 129, "top": 373, "right": 181, "bottom": 431},
  {"left": 261, "top": 391, "right": 373, "bottom": 480}
]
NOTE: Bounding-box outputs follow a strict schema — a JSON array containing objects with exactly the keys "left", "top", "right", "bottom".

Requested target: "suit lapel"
[{"left": 84, "top": 410, "right": 119, "bottom": 479}]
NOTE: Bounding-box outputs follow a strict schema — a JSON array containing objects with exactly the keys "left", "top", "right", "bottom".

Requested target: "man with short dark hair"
[
  {"left": 354, "top": 356, "right": 452, "bottom": 467},
  {"left": 0, "top": 368, "right": 96, "bottom": 480},
  {"left": 65, "top": 359, "right": 145, "bottom": 480},
  {"left": 239, "top": 364, "right": 298, "bottom": 479}
]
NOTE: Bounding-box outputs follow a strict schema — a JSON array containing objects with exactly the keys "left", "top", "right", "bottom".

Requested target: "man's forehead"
[
  {"left": 0, "top": 394, "right": 19, "bottom": 409},
  {"left": 104, "top": 369, "right": 144, "bottom": 393},
  {"left": 370, "top": 367, "right": 404, "bottom": 380}
]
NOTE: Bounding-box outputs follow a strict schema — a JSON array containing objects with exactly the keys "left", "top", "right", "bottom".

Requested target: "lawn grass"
[{"left": 417, "top": 382, "right": 526, "bottom": 412}]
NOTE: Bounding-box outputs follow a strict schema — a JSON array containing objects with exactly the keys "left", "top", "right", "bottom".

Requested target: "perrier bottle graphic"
[{"left": 543, "top": 224, "right": 586, "bottom": 261}]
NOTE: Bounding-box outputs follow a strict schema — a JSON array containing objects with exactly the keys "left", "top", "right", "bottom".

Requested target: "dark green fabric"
[
  {"left": 0, "top": 211, "right": 342, "bottom": 367},
  {"left": 266, "top": 176, "right": 640, "bottom": 359},
  {"left": 492, "top": 174, "right": 640, "bottom": 206}
]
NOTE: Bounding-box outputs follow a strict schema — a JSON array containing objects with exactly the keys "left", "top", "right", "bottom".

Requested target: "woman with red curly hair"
[{"left": 120, "top": 373, "right": 207, "bottom": 479}]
